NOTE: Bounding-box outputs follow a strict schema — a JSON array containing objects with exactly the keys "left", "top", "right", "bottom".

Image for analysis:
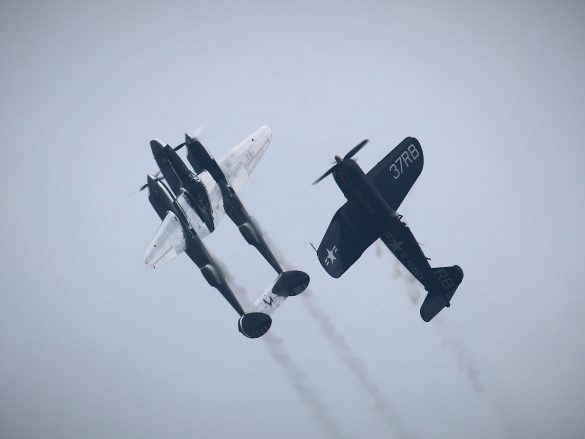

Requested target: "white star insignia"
[
  {"left": 388, "top": 237, "right": 404, "bottom": 253},
  {"left": 325, "top": 247, "right": 337, "bottom": 265}
]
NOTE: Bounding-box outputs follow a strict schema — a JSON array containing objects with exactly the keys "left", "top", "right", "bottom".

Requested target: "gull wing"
[
  {"left": 366, "top": 137, "right": 424, "bottom": 210},
  {"left": 317, "top": 201, "right": 379, "bottom": 278},
  {"left": 144, "top": 211, "right": 187, "bottom": 269},
  {"left": 218, "top": 126, "right": 272, "bottom": 194}
]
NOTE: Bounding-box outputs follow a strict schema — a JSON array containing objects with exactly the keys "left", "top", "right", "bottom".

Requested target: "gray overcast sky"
[{"left": 1, "top": 1, "right": 584, "bottom": 438}]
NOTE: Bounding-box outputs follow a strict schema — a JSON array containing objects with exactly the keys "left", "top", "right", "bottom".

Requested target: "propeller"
[
  {"left": 175, "top": 126, "right": 204, "bottom": 151},
  {"left": 312, "top": 164, "right": 337, "bottom": 185},
  {"left": 139, "top": 176, "right": 164, "bottom": 192},
  {"left": 312, "top": 139, "right": 369, "bottom": 185},
  {"left": 173, "top": 141, "right": 186, "bottom": 151},
  {"left": 343, "top": 139, "right": 368, "bottom": 160}
]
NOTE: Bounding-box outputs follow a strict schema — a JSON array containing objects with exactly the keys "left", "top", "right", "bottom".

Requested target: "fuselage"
[
  {"left": 150, "top": 140, "right": 220, "bottom": 235},
  {"left": 332, "top": 158, "right": 438, "bottom": 290},
  {"left": 333, "top": 159, "right": 402, "bottom": 227},
  {"left": 147, "top": 126, "right": 272, "bottom": 242}
]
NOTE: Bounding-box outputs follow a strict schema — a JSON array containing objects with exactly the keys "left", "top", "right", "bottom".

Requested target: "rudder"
[
  {"left": 238, "top": 312, "right": 272, "bottom": 338},
  {"left": 272, "top": 270, "right": 310, "bottom": 297},
  {"left": 420, "top": 265, "right": 464, "bottom": 322}
]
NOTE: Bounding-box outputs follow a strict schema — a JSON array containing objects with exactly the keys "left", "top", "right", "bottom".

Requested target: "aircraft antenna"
[{"left": 309, "top": 242, "right": 318, "bottom": 253}]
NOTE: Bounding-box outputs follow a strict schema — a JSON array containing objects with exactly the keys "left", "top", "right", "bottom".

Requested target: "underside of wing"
[
  {"left": 218, "top": 126, "right": 272, "bottom": 193},
  {"left": 317, "top": 201, "right": 379, "bottom": 278},
  {"left": 366, "top": 137, "right": 424, "bottom": 210},
  {"left": 144, "top": 211, "right": 187, "bottom": 269}
]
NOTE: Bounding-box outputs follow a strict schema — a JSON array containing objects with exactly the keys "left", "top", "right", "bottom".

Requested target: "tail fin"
[
  {"left": 238, "top": 312, "right": 272, "bottom": 338},
  {"left": 420, "top": 265, "right": 464, "bottom": 322},
  {"left": 273, "top": 270, "right": 310, "bottom": 297}
]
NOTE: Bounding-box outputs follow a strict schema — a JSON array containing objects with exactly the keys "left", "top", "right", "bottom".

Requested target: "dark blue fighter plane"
[{"left": 313, "top": 138, "right": 463, "bottom": 322}]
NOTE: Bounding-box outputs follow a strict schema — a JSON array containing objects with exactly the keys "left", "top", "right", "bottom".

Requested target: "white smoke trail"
[
  {"left": 220, "top": 262, "right": 347, "bottom": 439},
  {"left": 388, "top": 256, "right": 535, "bottom": 439},
  {"left": 256, "top": 234, "right": 416, "bottom": 439},
  {"left": 263, "top": 332, "right": 349, "bottom": 439},
  {"left": 390, "top": 259, "right": 484, "bottom": 393},
  {"left": 300, "top": 291, "right": 417, "bottom": 439}
]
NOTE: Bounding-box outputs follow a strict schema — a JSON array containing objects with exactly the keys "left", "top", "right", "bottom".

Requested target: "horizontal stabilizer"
[
  {"left": 144, "top": 212, "right": 187, "bottom": 269},
  {"left": 238, "top": 312, "right": 272, "bottom": 338},
  {"left": 247, "top": 270, "right": 309, "bottom": 323},
  {"left": 420, "top": 265, "right": 464, "bottom": 322},
  {"left": 272, "top": 270, "right": 310, "bottom": 297}
]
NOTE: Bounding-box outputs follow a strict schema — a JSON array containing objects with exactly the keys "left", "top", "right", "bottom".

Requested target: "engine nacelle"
[
  {"left": 200, "top": 264, "right": 222, "bottom": 289},
  {"left": 185, "top": 135, "right": 227, "bottom": 183},
  {"left": 238, "top": 222, "right": 261, "bottom": 246}
]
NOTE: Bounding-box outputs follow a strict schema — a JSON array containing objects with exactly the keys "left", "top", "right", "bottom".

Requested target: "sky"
[{"left": 1, "top": 0, "right": 585, "bottom": 438}]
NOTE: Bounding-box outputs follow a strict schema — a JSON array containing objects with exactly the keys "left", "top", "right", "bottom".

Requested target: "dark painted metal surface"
[
  {"left": 187, "top": 137, "right": 288, "bottom": 276},
  {"left": 315, "top": 137, "right": 463, "bottom": 321},
  {"left": 146, "top": 175, "right": 246, "bottom": 317}
]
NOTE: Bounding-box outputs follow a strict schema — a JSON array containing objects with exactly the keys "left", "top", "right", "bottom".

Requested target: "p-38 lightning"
[
  {"left": 142, "top": 126, "right": 309, "bottom": 338},
  {"left": 313, "top": 137, "right": 463, "bottom": 322}
]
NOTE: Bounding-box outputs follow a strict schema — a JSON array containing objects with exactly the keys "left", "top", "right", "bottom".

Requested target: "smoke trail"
[
  {"left": 300, "top": 291, "right": 417, "bottom": 439},
  {"left": 219, "top": 262, "right": 347, "bottom": 439},
  {"left": 390, "top": 259, "right": 484, "bottom": 393},
  {"left": 375, "top": 240, "right": 384, "bottom": 258},
  {"left": 263, "top": 332, "right": 348, "bottom": 439},
  {"left": 432, "top": 316, "right": 484, "bottom": 393},
  {"left": 388, "top": 254, "right": 534, "bottom": 439},
  {"left": 256, "top": 234, "right": 416, "bottom": 439}
]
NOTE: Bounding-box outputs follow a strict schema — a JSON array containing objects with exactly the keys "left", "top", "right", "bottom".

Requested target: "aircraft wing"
[
  {"left": 218, "top": 126, "right": 272, "bottom": 194},
  {"left": 317, "top": 201, "right": 379, "bottom": 278},
  {"left": 366, "top": 137, "right": 424, "bottom": 210},
  {"left": 144, "top": 211, "right": 187, "bottom": 269}
]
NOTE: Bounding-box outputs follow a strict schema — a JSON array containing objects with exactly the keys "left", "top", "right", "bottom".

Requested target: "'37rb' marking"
[{"left": 389, "top": 144, "right": 420, "bottom": 180}]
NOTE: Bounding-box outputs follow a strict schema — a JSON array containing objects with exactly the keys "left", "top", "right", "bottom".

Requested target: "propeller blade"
[
  {"left": 344, "top": 139, "right": 369, "bottom": 160},
  {"left": 174, "top": 125, "right": 204, "bottom": 151},
  {"left": 173, "top": 141, "right": 186, "bottom": 151},
  {"left": 139, "top": 176, "right": 164, "bottom": 192},
  {"left": 312, "top": 164, "right": 337, "bottom": 185}
]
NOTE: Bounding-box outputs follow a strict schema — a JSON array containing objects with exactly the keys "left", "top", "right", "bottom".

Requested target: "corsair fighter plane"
[
  {"left": 313, "top": 138, "right": 463, "bottom": 322},
  {"left": 143, "top": 127, "right": 309, "bottom": 338}
]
